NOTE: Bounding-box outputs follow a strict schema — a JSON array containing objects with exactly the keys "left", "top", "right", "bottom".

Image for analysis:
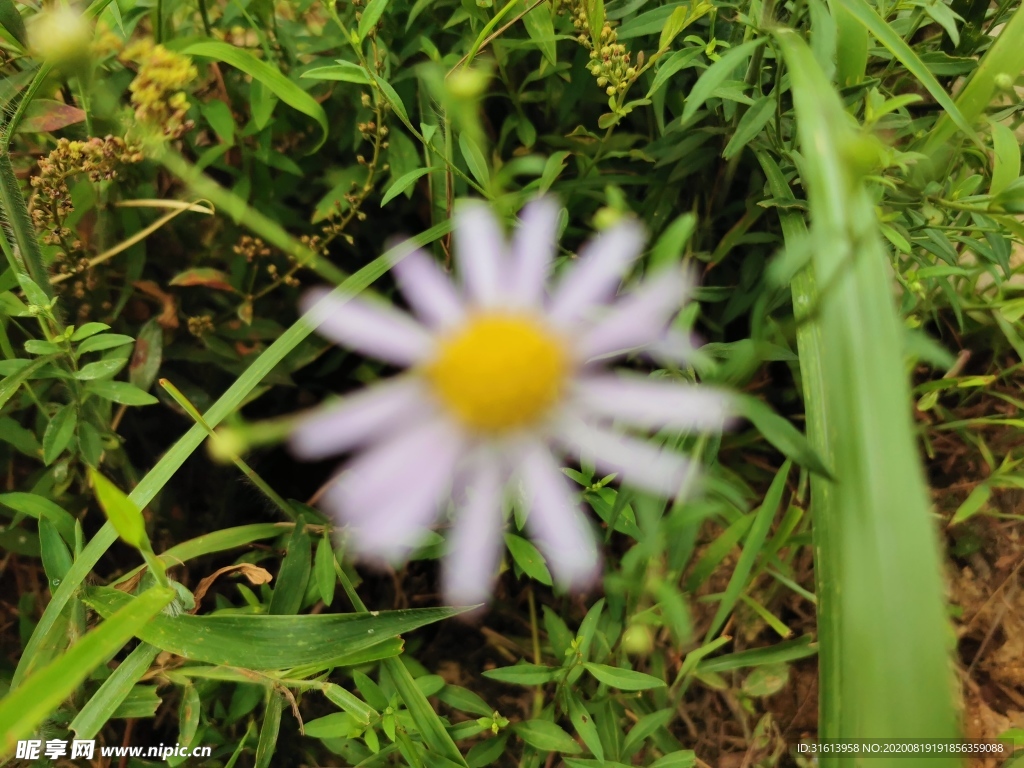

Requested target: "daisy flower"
[{"left": 291, "top": 198, "right": 730, "bottom": 605}]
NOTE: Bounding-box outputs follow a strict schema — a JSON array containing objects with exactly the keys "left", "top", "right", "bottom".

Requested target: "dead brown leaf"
[{"left": 191, "top": 563, "right": 273, "bottom": 614}]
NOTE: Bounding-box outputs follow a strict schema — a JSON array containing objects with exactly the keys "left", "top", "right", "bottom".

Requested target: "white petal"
[
  {"left": 323, "top": 419, "right": 465, "bottom": 561},
  {"left": 548, "top": 219, "right": 646, "bottom": 328},
  {"left": 442, "top": 458, "right": 505, "bottom": 606},
  {"left": 577, "top": 268, "right": 689, "bottom": 360},
  {"left": 519, "top": 442, "right": 600, "bottom": 588},
  {"left": 290, "top": 377, "right": 430, "bottom": 460},
  {"left": 555, "top": 418, "right": 696, "bottom": 498},
  {"left": 454, "top": 201, "right": 507, "bottom": 307},
  {"left": 573, "top": 374, "right": 731, "bottom": 432},
  {"left": 390, "top": 244, "right": 465, "bottom": 329},
  {"left": 509, "top": 198, "right": 560, "bottom": 307},
  {"left": 301, "top": 287, "right": 434, "bottom": 366}
]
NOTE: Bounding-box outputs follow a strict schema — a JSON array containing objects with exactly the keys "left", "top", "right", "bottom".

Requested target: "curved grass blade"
[{"left": 82, "top": 587, "right": 464, "bottom": 669}]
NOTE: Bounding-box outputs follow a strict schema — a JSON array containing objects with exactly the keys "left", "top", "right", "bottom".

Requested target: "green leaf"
[
  {"left": 949, "top": 483, "right": 991, "bottom": 526},
  {"left": 990, "top": 119, "right": 1020, "bottom": 196},
  {"left": 70, "top": 642, "right": 162, "bottom": 738},
  {"left": 321, "top": 682, "right": 378, "bottom": 724},
  {"left": 735, "top": 394, "right": 833, "bottom": 478},
  {"left": 697, "top": 635, "right": 818, "bottom": 673},
  {"left": 682, "top": 39, "right": 767, "bottom": 124},
  {"left": 586, "top": 0, "right": 605, "bottom": 46},
  {"left": 646, "top": 47, "right": 703, "bottom": 99},
  {"left": 269, "top": 522, "right": 311, "bottom": 614},
  {"left": 74, "top": 357, "right": 129, "bottom": 381},
  {"left": 513, "top": 720, "right": 582, "bottom": 754},
  {"left": 82, "top": 587, "right": 465, "bottom": 668},
  {"left": 86, "top": 380, "right": 159, "bottom": 406},
  {"left": 503, "top": 533, "right": 552, "bottom": 585},
  {"left": 0, "top": 0, "right": 28, "bottom": 46},
  {"left": 583, "top": 663, "right": 666, "bottom": 690},
  {"left": 566, "top": 692, "right": 604, "bottom": 761},
  {"left": 302, "top": 60, "right": 371, "bottom": 84},
  {"left": 741, "top": 662, "right": 790, "bottom": 697},
  {"left": 705, "top": 461, "right": 790, "bottom": 640},
  {"left": 42, "top": 403, "right": 77, "bottom": 465},
  {"left": 459, "top": 133, "right": 490, "bottom": 187},
  {"left": 69, "top": 322, "right": 110, "bottom": 341},
  {"left": 0, "top": 492, "right": 76, "bottom": 546},
  {"left": 368, "top": 72, "right": 412, "bottom": 132},
  {"left": 176, "top": 41, "right": 329, "bottom": 152},
  {"left": 359, "top": 0, "right": 391, "bottom": 41},
  {"left": 314, "top": 536, "right": 337, "bottom": 606},
  {"left": 837, "top": 0, "right": 980, "bottom": 148},
  {"left": 0, "top": 587, "right": 174, "bottom": 748},
  {"left": 305, "top": 711, "right": 363, "bottom": 739},
  {"left": 520, "top": 0, "right": 556, "bottom": 66},
  {"left": 255, "top": 692, "right": 283, "bottom": 768},
  {"left": 482, "top": 663, "right": 557, "bottom": 685},
  {"left": 89, "top": 470, "right": 147, "bottom": 550},
  {"left": 722, "top": 95, "right": 776, "bottom": 160},
  {"left": 381, "top": 167, "right": 436, "bottom": 207},
  {"left": 76, "top": 333, "right": 135, "bottom": 354}
]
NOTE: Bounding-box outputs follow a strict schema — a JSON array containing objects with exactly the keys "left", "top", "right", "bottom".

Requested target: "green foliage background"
[{"left": 2, "top": 0, "right": 1024, "bottom": 765}]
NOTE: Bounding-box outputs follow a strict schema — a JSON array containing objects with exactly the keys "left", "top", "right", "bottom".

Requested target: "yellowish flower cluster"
[
  {"left": 121, "top": 39, "right": 198, "bottom": 139},
  {"left": 566, "top": 0, "right": 636, "bottom": 97},
  {"left": 30, "top": 136, "right": 141, "bottom": 256}
]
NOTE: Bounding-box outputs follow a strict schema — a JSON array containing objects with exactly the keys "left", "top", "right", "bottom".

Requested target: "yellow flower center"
[{"left": 424, "top": 313, "right": 569, "bottom": 433}]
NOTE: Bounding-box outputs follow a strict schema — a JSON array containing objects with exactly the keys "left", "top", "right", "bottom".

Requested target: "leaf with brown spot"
[
  {"left": 132, "top": 281, "right": 179, "bottom": 329},
  {"left": 191, "top": 563, "right": 273, "bottom": 613},
  {"left": 169, "top": 268, "right": 236, "bottom": 292},
  {"left": 16, "top": 100, "right": 87, "bottom": 133}
]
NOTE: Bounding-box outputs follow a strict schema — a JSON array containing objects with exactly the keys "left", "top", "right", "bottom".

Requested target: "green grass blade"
[
  {"left": 773, "top": 28, "right": 959, "bottom": 764},
  {"left": 756, "top": 148, "right": 841, "bottom": 739},
  {"left": 11, "top": 222, "right": 450, "bottom": 688},
  {"left": 920, "top": 4, "right": 1024, "bottom": 158},
  {"left": 838, "top": 0, "right": 982, "bottom": 148},
  {"left": 0, "top": 587, "right": 174, "bottom": 752},
  {"left": 82, "top": 587, "right": 465, "bottom": 668},
  {"left": 69, "top": 641, "right": 162, "bottom": 739}
]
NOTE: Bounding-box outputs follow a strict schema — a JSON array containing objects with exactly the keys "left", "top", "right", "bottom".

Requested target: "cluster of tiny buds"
[
  {"left": 121, "top": 38, "right": 198, "bottom": 139},
  {"left": 232, "top": 235, "right": 271, "bottom": 262},
  {"left": 30, "top": 136, "right": 141, "bottom": 251},
  {"left": 187, "top": 315, "right": 215, "bottom": 337},
  {"left": 589, "top": 24, "right": 635, "bottom": 96}
]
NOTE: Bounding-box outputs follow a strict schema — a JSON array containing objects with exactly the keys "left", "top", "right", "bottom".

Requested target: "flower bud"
[{"left": 29, "top": 5, "right": 93, "bottom": 70}]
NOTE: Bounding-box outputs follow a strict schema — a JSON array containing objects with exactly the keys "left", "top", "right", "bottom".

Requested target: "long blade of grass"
[
  {"left": 920, "top": 4, "right": 1024, "bottom": 159},
  {"left": 11, "top": 220, "right": 452, "bottom": 687},
  {"left": 0, "top": 587, "right": 174, "bottom": 752},
  {"left": 772, "top": 28, "right": 959, "bottom": 764},
  {"left": 838, "top": 0, "right": 982, "bottom": 148}
]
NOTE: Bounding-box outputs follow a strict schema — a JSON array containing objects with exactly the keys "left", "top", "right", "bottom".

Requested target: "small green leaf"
[
  {"left": 566, "top": 692, "right": 604, "bottom": 760},
  {"left": 302, "top": 60, "right": 371, "bottom": 84},
  {"left": 583, "top": 663, "right": 666, "bottom": 690},
  {"left": 503, "top": 533, "right": 552, "bottom": 585},
  {"left": 735, "top": 394, "right": 834, "bottom": 478},
  {"left": 86, "top": 380, "right": 159, "bottom": 406},
  {"left": 482, "top": 663, "right": 556, "bottom": 685},
  {"left": 359, "top": 0, "right": 391, "bottom": 40},
  {"left": 42, "top": 403, "right": 77, "bottom": 465},
  {"left": 682, "top": 38, "right": 767, "bottom": 124},
  {"left": 305, "top": 711, "right": 363, "bottom": 739},
  {"left": 990, "top": 119, "right": 1020, "bottom": 196},
  {"left": 74, "top": 358, "right": 129, "bottom": 381},
  {"left": 314, "top": 535, "right": 337, "bottom": 606},
  {"left": 512, "top": 720, "right": 582, "bottom": 754},
  {"left": 90, "top": 470, "right": 147, "bottom": 550},
  {"left": 459, "top": 133, "right": 490, "bottom": 186},
  {"left": 741, "top": 662, "right": 790, "bottom": 697},
  {"left": 950, "top": 483, "right": 991, "bottom": 526},
  {"left": 77, "top": 333, "right": 136, "bottom": 354},
  {"left": 71, "top": 322, "right": 110, "bottom": 341},
  {"left": 722, "top": 95, "right": 777, "bottom": 160},
  {"left": 381, "top": 167, "right": 436, "bottom": 206}
]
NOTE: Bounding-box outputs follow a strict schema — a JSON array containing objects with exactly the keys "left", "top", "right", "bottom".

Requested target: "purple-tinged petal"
[
  {"left": 442, "top": 457, "right": 506, "bottom": 606},
  {"left": 572, "top": 374, "right": 731, "bottom": 432},
  {"left": 509, "top": 198, "right": 560, "bottom": 308},
  {"left": 519, "top": 442, "right": 600, "bottom": 588},
  {"left": 577, "top": 268, "right": 689, "bottom": 360},
  {"left": 390, "top": 244, "right": 465, "bottom": 329},
  {"left": 290, "top": 377, "right": 431, "bottom": 460},
  {"left": 555, "top": 418, "right": 696, "bottom": 498},
  {"left": 324, "top": 418, "right": 465, "bottom": 534},
  {"left": 548, "top": 219, "right": 646, "bottom": 328},
  {"left": 301, "top": 287, "right": 434, "bottom": 366},
  {"left": 454, "top": 201, "right": 507, "bottom": 307}
]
